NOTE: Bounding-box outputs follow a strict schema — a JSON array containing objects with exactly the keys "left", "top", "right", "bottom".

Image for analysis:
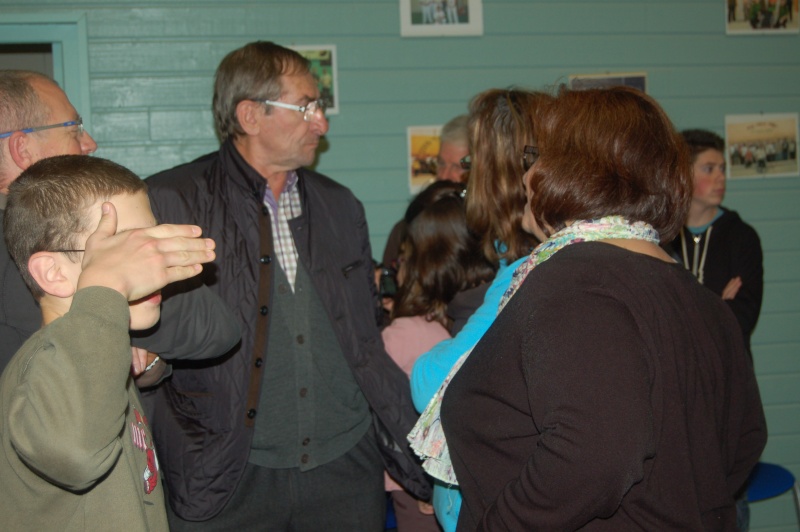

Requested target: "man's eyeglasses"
[
  {"left": 0, "top": 117, "right": 85, "bottom": 139},
  {"left": 256, "top": 99, "right": 326, "bottom": 122},
  {"left": 522, "top": 145, "right": 539, "bottom": 171}
]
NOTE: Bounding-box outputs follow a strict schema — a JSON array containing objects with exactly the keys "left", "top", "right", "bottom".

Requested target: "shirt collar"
[{"left": 223, "top": 139, "right": 303, "bottom": 200}]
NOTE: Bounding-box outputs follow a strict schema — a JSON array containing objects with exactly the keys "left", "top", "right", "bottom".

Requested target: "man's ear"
[
  {"left": 6, "top": 131, "right": 36, "bottom": 172},
  {"left": 235, "top": 100, "right": 262, "bottom": 136},
  {"left": 28, "top": 252, "right": 77, "bottom": 298}
]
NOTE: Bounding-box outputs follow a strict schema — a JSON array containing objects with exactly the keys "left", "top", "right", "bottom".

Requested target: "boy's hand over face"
[{"left": 77, "top": 202, "right": 215, "bottom": 300}]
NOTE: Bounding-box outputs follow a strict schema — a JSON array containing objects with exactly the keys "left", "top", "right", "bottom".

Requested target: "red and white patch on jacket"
[{"left": 130, "top": 407, "right": 159, "bottom": 494}]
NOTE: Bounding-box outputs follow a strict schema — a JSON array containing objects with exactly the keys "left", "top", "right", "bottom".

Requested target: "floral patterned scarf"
[{"left": 407, "top": 216, "right": 660, "bottom": 485}]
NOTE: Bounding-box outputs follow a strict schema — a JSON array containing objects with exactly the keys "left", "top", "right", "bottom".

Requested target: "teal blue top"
[
  {"left": 687, "top": 208, "right": 723, "bottom": 235},
  {"left": 410, "top": 254, "right": 527, "bottom": 531}
]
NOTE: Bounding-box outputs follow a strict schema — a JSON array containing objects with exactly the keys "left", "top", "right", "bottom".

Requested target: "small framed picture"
[
  {"left": 726, "top": 0, "right": 798, "bottom": 35},
  {"left": 291, "top": 45, "right": 339, "bottom": 115},
  {"left": 407, "top": 125, "right": 442, "bottom": 194},
  {"left": 725, "top": 112, "right": 799, "bottom": 179},
  {"left": 568, "top": 72, "right": 648, "bottom": 93},
  {"left": 400, "top": 0, "right": 484, "bottom": 37}
]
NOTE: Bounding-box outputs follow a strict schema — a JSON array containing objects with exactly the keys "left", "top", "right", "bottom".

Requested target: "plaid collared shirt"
[{"left": 263, "top": 171, "right": 302, "bottom": 292}]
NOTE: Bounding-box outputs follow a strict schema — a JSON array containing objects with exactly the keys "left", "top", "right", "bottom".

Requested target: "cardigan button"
[
  {"left": 262, "top": 205, "right": 269, "bottom": 216},
  {"left": 247, "top": 409, "right": 257, "bottom": 419},
  {"left": 260, "top": 306, "right": 269, "bottom": 316},
  {"left": 255, "top": 358, "right": 263, "bottom": 368},
  {"left": 300, "top": 454, "right": 309, "bottom": 464},
  {"left": 259, "top": 255, "right": 271, "bottom": 264},
  {"left": 302, "top": 437, "right": 310, "bottom": 446}
]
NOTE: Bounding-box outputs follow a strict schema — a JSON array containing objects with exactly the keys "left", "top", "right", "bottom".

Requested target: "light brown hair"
[
  {"left": 4, "top": 155, "right": 146, "bottom": 298},
  {"left": 465, "top": 88, "right": 551, "bottom": 265}
]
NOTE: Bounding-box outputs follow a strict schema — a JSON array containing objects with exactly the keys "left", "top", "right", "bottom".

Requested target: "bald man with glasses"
[{"left": 0, "top": 71, "right": 98, "bottom": 365}]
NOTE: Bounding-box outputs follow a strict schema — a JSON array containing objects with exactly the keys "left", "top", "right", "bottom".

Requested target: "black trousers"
[{"left": 166, "top": 429, "right": 385, "bottom": 531}]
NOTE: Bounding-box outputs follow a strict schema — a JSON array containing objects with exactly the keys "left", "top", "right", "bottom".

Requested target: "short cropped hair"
[
  {"left": 439, "top": 115, "right": 469, "bottom": 148},
  {"left": 213, "top": 41, "right": 311, "bottom": 142},
  {"left": 682, "top": 129, "right": 725, "bottom": 161},
  {"left": 4, "top": 155, "right": 146, "bottom": 298},
  {"left": 394, "top": 181, "right": 495, "bottom": 327},
  {"left": 465, "top": 88, "right": 551, "bottom": 265},
  {"left": 0, "top": 71, "right": 52, "bottom": 166},
  {"left": 530, "top": 86, "right": 692, "bottom": 242}
]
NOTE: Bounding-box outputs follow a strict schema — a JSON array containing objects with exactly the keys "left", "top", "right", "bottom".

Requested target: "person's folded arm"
[{"left": 726, "top": 227, "right": 763, "bottom": 340}]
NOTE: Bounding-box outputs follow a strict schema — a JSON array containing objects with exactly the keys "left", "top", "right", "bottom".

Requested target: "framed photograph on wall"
[
  {"left": 726, "top": 0, "right": 798, "bottom": 35},
  {"left": 291, "top": 45, "right": 339, "bottom": 115},
  {"left": 725, "top": 112, "right": 799, "bottom": 179},
  {"left": 568, "top": 72, "right": 648, "bottom": 93},
  {"left": 407, "top": 125, "right": 442, "bottom": 194},
  {"left": 400, "top": 0, "right": 484, "bottom": 37}
]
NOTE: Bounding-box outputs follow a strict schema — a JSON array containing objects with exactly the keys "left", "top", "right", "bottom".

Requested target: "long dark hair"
[{"left": 392, "top": 181, "right": 496, "bottom": 327}]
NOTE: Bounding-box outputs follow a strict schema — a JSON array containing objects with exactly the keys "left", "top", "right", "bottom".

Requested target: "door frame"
[{"left": 1, "top": 12, "right": 92, "bottom": 130}]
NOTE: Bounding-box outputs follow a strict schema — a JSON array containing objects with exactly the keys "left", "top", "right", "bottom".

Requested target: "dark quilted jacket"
[{"left": 145, "top": 141, "right": 430, "bottom": 520}]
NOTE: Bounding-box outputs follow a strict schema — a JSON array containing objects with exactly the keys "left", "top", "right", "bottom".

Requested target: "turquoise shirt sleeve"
[{"left": 410, "top": 256, "right": 526, "bottom": 412}]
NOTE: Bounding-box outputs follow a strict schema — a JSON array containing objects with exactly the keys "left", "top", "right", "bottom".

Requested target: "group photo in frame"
[
  {"left": 725, "top": 112, "right": 799, "bottom": 179},
  {"left": 726, "top": 0, "right": 799, "bottom": 34},
  {"left": 407, "top": 125, "right": 443, "bottom": 194},
  {"left": 568, "top": 72, "right": 648, "bottom": 93},
  {"left": 400, "top": 0, "right": 484, "bottom": 37},
  {"left": 291, "top": 45, "right": 339, "bottom": 114}
]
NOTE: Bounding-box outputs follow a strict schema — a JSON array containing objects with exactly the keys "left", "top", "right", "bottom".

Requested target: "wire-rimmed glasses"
[
  {"left": 522, "top": 145, "right": 539, "bottom": 172},
  {"left": 257, "top": 99, "right": 326, "bottom": 122},
  {"left": 0, "top": 117, "right": 85, "bottom": 139}
]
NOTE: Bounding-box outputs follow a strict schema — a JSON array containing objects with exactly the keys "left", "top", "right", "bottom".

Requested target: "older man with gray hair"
[{"left": 145, "top": 41, "right": 429, "bottom": 530}]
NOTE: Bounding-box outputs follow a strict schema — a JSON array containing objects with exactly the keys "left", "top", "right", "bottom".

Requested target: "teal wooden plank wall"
[{"left": 2, "top": 1, "right": 799, "bottom": 529}]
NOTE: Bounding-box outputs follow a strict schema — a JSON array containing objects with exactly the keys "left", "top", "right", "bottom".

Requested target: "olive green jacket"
[{"left": 0, "top": 287, "right": 168, "bottom": 531}]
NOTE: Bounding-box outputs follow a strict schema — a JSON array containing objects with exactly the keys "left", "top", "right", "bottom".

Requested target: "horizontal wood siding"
[{"left": 2, "top": 1, "right": 798, "bottom": 528}]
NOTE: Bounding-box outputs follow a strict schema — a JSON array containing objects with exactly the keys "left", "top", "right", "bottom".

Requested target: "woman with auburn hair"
[
  {"left": 409, "top": 88, "right": 550, "bottom": 531},
  {"left": 439, "top": 86, "right": 767, "bottom": 530}
]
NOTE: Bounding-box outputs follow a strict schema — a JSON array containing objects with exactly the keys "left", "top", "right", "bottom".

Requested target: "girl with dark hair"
[{"left": 382, "top": 181, "right": 493, "bottom": 532}]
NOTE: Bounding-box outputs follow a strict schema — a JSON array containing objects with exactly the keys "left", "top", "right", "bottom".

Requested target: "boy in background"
[
  {"left": 0, "top": 155, "right": 215, "bottom": 530},
  {"left": 666, "top": 129, "right": 764, "bottom": 353}
]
